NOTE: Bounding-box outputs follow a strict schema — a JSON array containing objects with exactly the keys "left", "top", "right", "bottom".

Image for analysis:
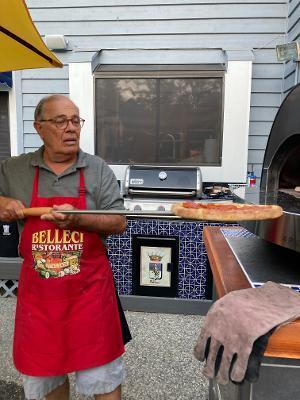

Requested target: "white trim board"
[
  {"left": 69, "top": 63, "right": 95, "bottom": 155},
  {"left": 9, "top": 71, "right": 23, "bottom": 156},
  {"left": 203, "top": 60, "right": 252, "bottom": 183}
]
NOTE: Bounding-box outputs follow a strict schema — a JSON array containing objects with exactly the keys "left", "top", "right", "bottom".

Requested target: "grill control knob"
[
  {"left": 133, "top": 204, "right": 142, "bottom": 211},
  {"left": 157, "top": 205, "right": 166, "bottom": 211},
  {"left": 158, "top": 171, "right": 167, "bottom": 180}
]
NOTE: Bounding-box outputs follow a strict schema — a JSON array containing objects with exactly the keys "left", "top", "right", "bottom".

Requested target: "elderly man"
[{"left": 0, "top": 95, "right": 128, "bottom": 400}]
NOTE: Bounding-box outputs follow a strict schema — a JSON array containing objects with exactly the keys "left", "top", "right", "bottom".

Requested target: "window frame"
[
  {"left": 94, "top": 65, "right": 225, "bottom": 167},
  {"left": 69, "top": 61, "right": 252, "bottom": 183}
]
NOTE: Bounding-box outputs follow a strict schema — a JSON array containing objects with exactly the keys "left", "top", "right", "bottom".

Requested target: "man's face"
[{"left": 34, "top": 97, "right": 81, "bottom": 157}]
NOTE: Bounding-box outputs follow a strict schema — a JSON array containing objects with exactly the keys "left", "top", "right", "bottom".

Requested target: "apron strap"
[
  {"left": 78, "top": 169, "right": 87, "bottom": 208},
  {"left": 78, "top": 169, "right": 86, "bottom": 196},
  {"left": 30, "top": 167, "right": 40, "bottom": 206}
]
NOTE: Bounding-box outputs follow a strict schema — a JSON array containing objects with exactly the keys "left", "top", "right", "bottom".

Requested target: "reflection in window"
[{"left": 95, "top": 76, "right": 223, "bottom": 166}]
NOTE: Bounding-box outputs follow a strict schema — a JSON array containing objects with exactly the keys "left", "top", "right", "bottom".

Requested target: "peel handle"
[{"left": 21, "top": 207, "right": 53, "bottom": 217}]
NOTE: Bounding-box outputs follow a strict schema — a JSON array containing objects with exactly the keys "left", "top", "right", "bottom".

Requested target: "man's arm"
[
  {"left": 75, "top": 213, "right": 127, "bottom": 235},
  {"left": 0, "top": 196, "right": 25, "bottom": 222},
  {"left": 0, "top": 160, "right": 25, "bottom": 222},
  {"left": 41, "top": 204, "right": 126, "bottom": 235}
]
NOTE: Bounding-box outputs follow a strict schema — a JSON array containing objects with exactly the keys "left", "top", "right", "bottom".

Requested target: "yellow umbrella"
[{"left": 0, "top": 0, "right": 63, "bottom": 72}]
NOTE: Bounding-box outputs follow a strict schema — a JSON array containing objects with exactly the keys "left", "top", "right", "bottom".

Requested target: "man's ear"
[{"left": 34, "top": 121, "right": 44, "bottom": 139}]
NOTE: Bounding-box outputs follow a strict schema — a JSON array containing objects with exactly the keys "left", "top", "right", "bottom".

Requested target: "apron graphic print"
[{"left": 31, "top": 228, "right": 84, "bottom": 279}]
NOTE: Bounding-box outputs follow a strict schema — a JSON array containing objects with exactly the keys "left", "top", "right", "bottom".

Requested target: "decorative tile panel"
[{"left": 107, "top": 218, "right": 237, "bottom": 300}]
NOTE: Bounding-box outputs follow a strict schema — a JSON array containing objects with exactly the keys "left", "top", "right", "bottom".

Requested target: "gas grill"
[{"left": 123, "top": 165, "right": 232, "bottom": 213}]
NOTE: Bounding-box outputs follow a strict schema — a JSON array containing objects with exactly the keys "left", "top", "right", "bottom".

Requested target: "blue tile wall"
[{"left": 107, "top": 218, "right": 237, "bottom": 299}]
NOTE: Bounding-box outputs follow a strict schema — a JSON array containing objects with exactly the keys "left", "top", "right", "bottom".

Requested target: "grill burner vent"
[{"left": 204, "top": 185, "right": 232, "bottom": 198}]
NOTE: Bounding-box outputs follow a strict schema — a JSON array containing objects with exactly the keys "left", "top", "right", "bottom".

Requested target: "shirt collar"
[{"left": 30, "top": 146, "right": 88, "bottom": 170}]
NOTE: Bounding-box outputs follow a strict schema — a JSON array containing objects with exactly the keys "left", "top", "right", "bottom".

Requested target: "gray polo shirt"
[{"left": 0, "top": 146, "right": 124, "bottom": 237}]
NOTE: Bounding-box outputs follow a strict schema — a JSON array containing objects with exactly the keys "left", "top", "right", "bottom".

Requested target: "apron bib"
[{"left": 13, "top": 168, "right": 124, "bottom": 376}]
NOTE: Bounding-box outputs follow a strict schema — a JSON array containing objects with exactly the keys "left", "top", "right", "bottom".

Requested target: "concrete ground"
[{"left": 0, "top": 298, "right": 208, "bottom": 400}]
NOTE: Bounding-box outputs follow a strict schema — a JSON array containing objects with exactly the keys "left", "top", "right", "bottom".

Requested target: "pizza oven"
[{"left": 243, "top": 83, "right": 300, "bottom": 252}]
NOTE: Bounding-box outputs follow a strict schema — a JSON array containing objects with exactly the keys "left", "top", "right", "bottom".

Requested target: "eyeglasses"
[{"left": 38, "top": 116, "right": 85, "bottom": 130}]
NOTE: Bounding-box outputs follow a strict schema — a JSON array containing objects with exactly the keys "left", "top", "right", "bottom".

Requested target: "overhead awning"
[
  {"left": 0, "top": 0, "right": 63, "bottom": 72},
  {"left": 0, "top": 72, "right": 12, "bottom": 88}
]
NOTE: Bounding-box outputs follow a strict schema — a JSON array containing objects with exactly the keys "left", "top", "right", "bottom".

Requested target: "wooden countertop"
[{"left": 203, "top": 226, "right": 300, "bottom": 359}]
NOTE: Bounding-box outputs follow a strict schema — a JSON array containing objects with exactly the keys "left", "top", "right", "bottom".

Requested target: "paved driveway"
[{"left": 0, "top": 299, "right": 208, "bottom": 400}]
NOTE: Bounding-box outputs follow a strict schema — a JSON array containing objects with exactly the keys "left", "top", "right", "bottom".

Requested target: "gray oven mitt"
[{"left": 194, "top": 281, "right": 300, "bottom": 385}]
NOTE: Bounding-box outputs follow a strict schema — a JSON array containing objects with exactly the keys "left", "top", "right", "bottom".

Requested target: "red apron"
[{"left": 13, "top": 168, "right": 124, "bottom": 376}]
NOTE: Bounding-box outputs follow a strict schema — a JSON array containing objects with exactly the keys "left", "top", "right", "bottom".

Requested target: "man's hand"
[
  {"left": 41, "top": 204, "right": 126, "bottom": 235},
  {"left": 40, "top": 204, "right": 79, "bottom": 229},
  {"left": 0, "top": 196, "right": 25, "bottom": 222}
]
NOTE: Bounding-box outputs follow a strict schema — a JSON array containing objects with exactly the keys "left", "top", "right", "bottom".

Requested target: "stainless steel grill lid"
[{"left": 124, "top": 165, "right": 202, "bottom": 198}]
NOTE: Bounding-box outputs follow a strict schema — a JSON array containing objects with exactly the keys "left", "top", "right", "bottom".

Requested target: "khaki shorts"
[{"left": 22, "top": 356, "right": 125, "bottom": 400}]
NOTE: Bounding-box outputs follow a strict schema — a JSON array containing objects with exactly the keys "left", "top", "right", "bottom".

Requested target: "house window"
[{"left": 95, "top": 66, "right": 224, "bottom": 166}]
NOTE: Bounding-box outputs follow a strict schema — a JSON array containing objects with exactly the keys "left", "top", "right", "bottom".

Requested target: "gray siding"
[
  {"left": 23, "top": 0, "right": 290, "bottom": 183},
  {"left": 283, "top": 0, "right": 300, "bottom": 93},
  {"left": 21, "top": 66, "right": 69, "bottom": 153}
]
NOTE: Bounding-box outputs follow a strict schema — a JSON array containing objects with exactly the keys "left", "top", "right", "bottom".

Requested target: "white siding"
[{"left": 21, "top": 0, "right": 292, "bottom": 183}]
